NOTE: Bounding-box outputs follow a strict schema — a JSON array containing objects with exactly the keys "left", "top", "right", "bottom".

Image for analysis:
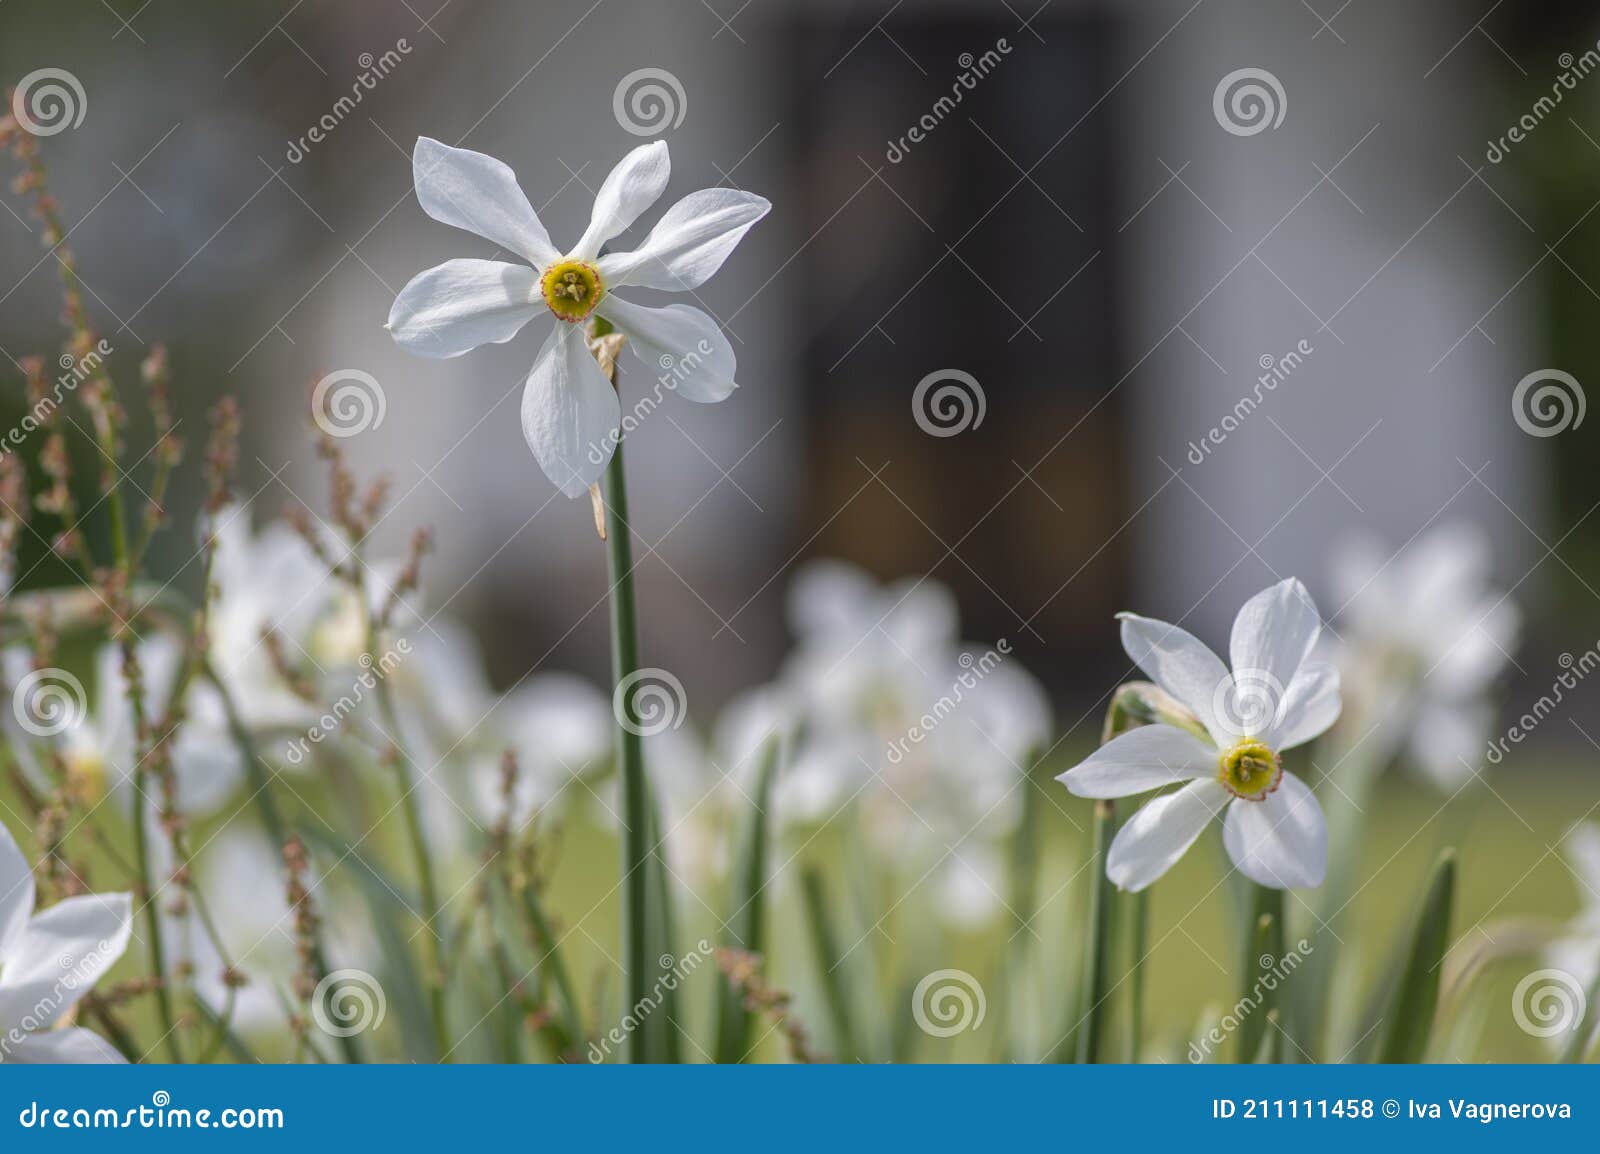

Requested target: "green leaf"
[
  {"left": 1236, "top": 887, "right": 1284, "bottom": 1063},
  {"left": 800, "top": 866, "right": 858, "bottom": 1061},
  {"left": 1377, "top": 847, "right": 1456, "bottom": 1063},
  {"left": 713, "top": 737, "right": 781, "bottom": 1063}
]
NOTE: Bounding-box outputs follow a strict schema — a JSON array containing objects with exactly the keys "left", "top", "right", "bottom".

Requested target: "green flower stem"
[
  {"left": 1077, "top": 798, "right": 1118, "bottom": 1063},
  {"left": 207, "top": 665, "right": 363, "bottom": 1063},
  {"left": 591, "top": 315, "right": 666, "bottom": 1063},
  {"left": 1237, "top": 885, "right": 1283, "bottom": 1062},
  {"left": 1128, "top": 888, "right": 1149, "bottom": 1062}
]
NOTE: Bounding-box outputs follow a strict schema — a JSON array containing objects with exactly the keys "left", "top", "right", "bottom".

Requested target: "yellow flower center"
[
  {"left": 1217, "top": 738, "right": 1282, "bottom": 801},
  {"left": 539, "top": 259, "right": 604, "bottom": 323},
  {"left": 64, "top": 750, "right": 108, "bottom": 807}
]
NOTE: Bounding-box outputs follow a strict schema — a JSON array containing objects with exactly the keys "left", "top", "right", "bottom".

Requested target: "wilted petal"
[
  {"left": 1107, "top": 779, "right": 1229, "bottom": 892},
  {"left": 600, "top": 296, "right": 737, "bottom": 403},
  {"left": 387, "top": 259, "right": 540, "bottom": 359},
  {"left": 412, "top": 138, "right": 559, "bottom": 267},
  {"left": 1058, "top": 724, "right": 1216, "bottom": 799},
  {"left": 1222, "top": 772, "right": 1327, "bottom": 888},
  {"left": 571, "top": 141, "right": 671, "bottom": 260},
  {"left": 598, "top": 188, "right": 770, "bottom": 292},
  {"left": 520, "top": 324, "right": 622, "bottom": 498}
]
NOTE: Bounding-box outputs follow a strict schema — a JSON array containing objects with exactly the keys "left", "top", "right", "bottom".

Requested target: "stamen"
[
  {"left": 1217, "top": 738, "right": 1282, "bottom": 801},
  {"left": 540, "top": 259, "right": 604, "bottom": 323}
]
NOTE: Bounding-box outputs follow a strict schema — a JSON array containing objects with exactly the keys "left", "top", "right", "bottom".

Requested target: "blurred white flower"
[
  {"left": 472, "top": 673, "right": 613, "bottom": 828},
  {"left": 1329, "top": 522, "right": 1519, "bottom": 788},
  {"left": 1059, "top": 578, "right": 1340, "bottom": 892},
  {"left": 6, "top": 637, "right": 241, "bottom": 819},
  {"left": 0, "top": 820, "right": 132, "bottom": 1063},
  {"left": 388, "top": 138, "right": 770, "bottom": 497},
  {"left": 1548, "top": 823, "right": 1600, "bottom": 1010},
  {"left": 205, "top": 505, "right": 333, "bottom": 730},
  {"left": 716, "top": 560, "right": 1052, "bottom": 927}
]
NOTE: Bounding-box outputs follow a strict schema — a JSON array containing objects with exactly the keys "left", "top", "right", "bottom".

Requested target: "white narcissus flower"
[
  {"left": 1329, "top": 522, "right": 1518, "bottom": 789},
  {"left": 1059, "top": 578, "right": 1341, "bottom": 892},
  {"left": 0, "top": 821, "right": 133, "bottom": 1063},
  {"left": 388, "top": 138, "right": 770, "bottom": 497},
  {"left": 1548, "top": 823, "right": 1600, "bottom": 1012}
]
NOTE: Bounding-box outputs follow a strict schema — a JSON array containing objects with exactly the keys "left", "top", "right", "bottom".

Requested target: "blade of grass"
[
  {"left": 1128, "top": 888, "right": 1149, "bottom": 1062},
  {"left": 800, "top": 865, "right": 857, "bottom": 1061},
  {"left": 1377, "top": 847, "right": 1456, "bottom": 1063},
  {"left": 1236, "top": 886, "right": 1284, "bottom": 1063},
  {"left": 713, "top": 736, "right": 781, "bottom": 1062}
]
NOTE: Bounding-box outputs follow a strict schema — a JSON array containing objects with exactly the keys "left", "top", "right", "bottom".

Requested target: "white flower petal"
[
  {"left": 598, "top": 188, "right": 770, "bottom": 292},
  {"left": 1407, "top": 699, "right": 1489, "bottom": 790},
  {"left": 1118, "top": 613, "right": 1229, "bottom": 742},
  {"left": 386, "top": 259, "right": 540, "bottom": 359},
  {"left": 1429, "top": 596, "right": 1519, "bottom": 697},
  {"left": 1058, "top": 725, "right": 1216, "bottom": 799},
  {"left": 571, "top": 141, "right": 671, "bottom": 261},
  {"left": 1222, "top": 772, "right": 1327, "bottom": 888},
  {"left": 1107, "top": 779, "right": 1229, "bottom": 892},
  {"left": 520, "top": 324, "right": 622, "bottom": 498},
  {"left": 0, "top": 823, "right": 35, "bottom": 959},
  {"left": 787, "top": 560, "right": 879, "bottom": 637},
  {"left": 1230, "top": 578, "right": 1322, "bottom": 691},
  {"left": 599, "top": 296, "right": 737, "bottom": 403},
  {"left": 0, "top": 1026, "right": 124, "bottom": 1063},
  {"left": 0, "top": 892, "right": 132, "bottom": 1029},
  {"left": 412, "top": 137, "right": 558, "bottom": 267},
  {"left": 1562, "top": 823, "right": 1600, "bottom": 909},
  {"left": 1270, "top": 662, "right": 1341, "bottom": 750}
]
